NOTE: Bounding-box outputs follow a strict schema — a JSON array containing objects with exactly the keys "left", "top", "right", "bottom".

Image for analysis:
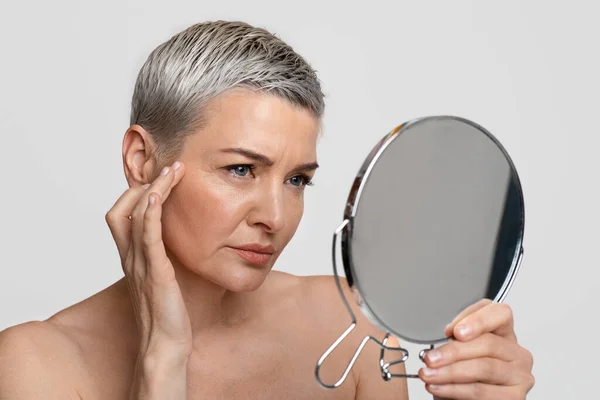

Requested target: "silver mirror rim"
[{"left": 340, "top": 115, "right": 526, "bottom": 344}]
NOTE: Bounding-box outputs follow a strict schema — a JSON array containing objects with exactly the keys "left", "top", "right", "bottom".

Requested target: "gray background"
[{"left": 0, "top": 1, "right": 597, "bottom": 399}]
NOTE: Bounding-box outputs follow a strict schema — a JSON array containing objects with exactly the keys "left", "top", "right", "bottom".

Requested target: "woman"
[{"left": 0, "top": 21, "right": 534, "bottom": 399}]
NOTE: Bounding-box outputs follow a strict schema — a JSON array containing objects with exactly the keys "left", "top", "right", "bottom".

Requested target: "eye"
[
  {"left": 289, "top": 174, "right": 314, "bottom": 188},
  {"left": 227, "top": 164, "right": 255, "bottom": 177}
]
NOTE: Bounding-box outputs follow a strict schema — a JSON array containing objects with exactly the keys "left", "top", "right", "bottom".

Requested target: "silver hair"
[{"left": 130, "top": 20, "right": 325, "bottom": 164}]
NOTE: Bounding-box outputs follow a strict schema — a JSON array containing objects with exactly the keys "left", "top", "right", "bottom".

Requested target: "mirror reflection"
[{"left": 346, "top": 117, "right": 524, "bottom": 343}]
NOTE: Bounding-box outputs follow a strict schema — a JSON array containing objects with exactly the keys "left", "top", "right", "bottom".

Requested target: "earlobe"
[{"left": 122, "top": 125, "right": 158, "bottom": 187}]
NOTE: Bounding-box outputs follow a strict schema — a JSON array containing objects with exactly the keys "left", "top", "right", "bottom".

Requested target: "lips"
[
  {"left": 232, "top": 243, "right": 275, "bottom": 254},
  {"left": 229, "top": 243, "right": 275, "bottom": 266}
]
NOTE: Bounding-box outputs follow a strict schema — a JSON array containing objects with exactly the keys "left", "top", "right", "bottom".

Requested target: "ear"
[{"left": 122, "top": 125, "right": 159, "bottom": 188}]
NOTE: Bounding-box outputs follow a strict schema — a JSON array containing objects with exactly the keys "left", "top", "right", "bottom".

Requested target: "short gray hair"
[{"left": 130, "top": 20, "right": 325, "bottom": 164}]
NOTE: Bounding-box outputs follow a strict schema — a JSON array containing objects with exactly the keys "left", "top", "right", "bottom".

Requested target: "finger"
[
  {"left": 130, "top": 161, "right": 185, "bottom": 225},
  {"left": 385, "top": 335, "right": 401, "bottom": 348},
  {"left": 142, "top": 192, "right": 174, "bottom": 282},
  {"left": 159, "top": 161, "right": 185, "bottom": 203},
  {"left": 130, "top": 162, "right": 183, "bottom": 254},
  {"left": 420, "top": 358, "right": 521, "bottom": 386},
  {"left": 452, "top": 303, "right": 517, "bottom": 342},
  {"left": 444, "top": 299, "right": 492, "bottom": 337},
  {"left": 105, "top": 184, "right": 150, "bottom": 261},
  {"left": 425, "top": 382, "right": 517, "bottom": 400},
  {"left": 424, "top": 333, "right": 522, "bottom": 368}
]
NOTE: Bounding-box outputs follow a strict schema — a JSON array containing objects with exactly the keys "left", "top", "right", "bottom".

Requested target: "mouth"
[{"left": 228, "top": 244, "right": 275, "bottom": 267}]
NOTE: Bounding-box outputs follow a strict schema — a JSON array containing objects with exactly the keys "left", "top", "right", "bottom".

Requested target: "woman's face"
[{"left": 161, "top": 89, "right": 320, "bottom": 292}]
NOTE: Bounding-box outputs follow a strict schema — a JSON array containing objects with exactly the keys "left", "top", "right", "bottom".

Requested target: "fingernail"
[
  {"left": 142, "top": 183, "right": 150, "bottom": 189},
  {"left": 148, "top": 194, "right": 156, "bottom": 205},
  {"left": 457, "top": 324, "right": 472, "bottom": 339},
  {"left": 161, "top": 166, "right": 169, "bottom": 176},
  {"left": 172, "top": 161, "right": 181, "bottom": 170},
  {"left": 422, "top": 368, "right": 436, "bottom": 377},
  {"left": 428, "top": 384, "right": 442, "bottom": 390},
  {"left": 427, "top": 350, "right": 442, "bottom": 364}
]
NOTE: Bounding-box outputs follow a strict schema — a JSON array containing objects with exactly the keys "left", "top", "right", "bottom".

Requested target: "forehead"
[{"left": 185, "top": 89, "right": 320, "bottom": 159}]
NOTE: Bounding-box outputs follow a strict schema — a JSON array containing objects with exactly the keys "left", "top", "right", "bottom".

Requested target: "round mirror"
[{"left": 341, "top": 115, "right": 524, "bottom": 344}]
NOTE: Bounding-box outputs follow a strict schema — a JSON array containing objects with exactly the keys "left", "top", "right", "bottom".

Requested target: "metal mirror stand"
[{"left": 315, "top": 217, "right": 524, "bottom": 389}]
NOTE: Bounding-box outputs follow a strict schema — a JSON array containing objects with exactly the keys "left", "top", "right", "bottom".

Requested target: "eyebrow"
[{"left": 220, "top": 147, "right": 319, "bottom": 172}]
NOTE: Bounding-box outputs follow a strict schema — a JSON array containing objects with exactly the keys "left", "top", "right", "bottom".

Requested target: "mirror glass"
[{"left": 342, "top": 116, "right": 524, "bottom": 344}]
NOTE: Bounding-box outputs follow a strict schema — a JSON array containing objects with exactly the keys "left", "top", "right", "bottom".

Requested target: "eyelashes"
[
  {"left": 225, "top": 164, "right": 314, "bottom": 188},
  {"left": 228, "top": 164, "right": 255, "bottom": 177},
  {"left": 289, "top": 173, "right": 314, "bottom": 188}
]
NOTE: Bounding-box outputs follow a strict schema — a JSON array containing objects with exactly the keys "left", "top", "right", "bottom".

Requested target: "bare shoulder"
[
  {"left": 296, "top": 275, "right": 366, "bottom": 324},
  {"left": 0, "top": 280, "right": 131, "bottom": 399},
  {"left": 0, "top": 319, "right": 83, "bottom": 366},
  {"left": 263, "top": 272, "right": 348, "bottom": 323},
  {"left": 0, "top": 320, "right": 85, "bottom": 399}
]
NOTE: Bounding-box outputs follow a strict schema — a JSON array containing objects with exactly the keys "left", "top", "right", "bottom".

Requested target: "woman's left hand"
[{"left": 418, "top": 299, "right": 535, "bottom": 399}]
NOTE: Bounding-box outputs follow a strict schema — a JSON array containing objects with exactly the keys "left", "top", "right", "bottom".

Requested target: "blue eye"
[
  {"left": 233, "top": 165, "right": 251, "bottom": 176},
  {"left": 289, "top": 175, "right": 313, "bottom": 187}
]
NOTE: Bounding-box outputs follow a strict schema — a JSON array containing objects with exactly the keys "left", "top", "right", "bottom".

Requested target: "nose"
[{"left": 247, "top": 181, "right": 286, "bottom": 233}]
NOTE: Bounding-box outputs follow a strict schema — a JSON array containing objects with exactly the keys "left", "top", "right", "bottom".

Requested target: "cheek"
[
  {"left": 278, "top": 195, "right": 305, "bottom": 245},
  {"left": 160, "top": 175, "right": 246, "bottom": 265}
]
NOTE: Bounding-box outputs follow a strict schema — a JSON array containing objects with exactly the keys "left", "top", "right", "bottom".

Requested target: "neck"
[
  {"left": 114, "top": 249, "right": 257, "bottom": 342},
  {"left": 170, "top": 256, "right": 254, "bottom": 333}
]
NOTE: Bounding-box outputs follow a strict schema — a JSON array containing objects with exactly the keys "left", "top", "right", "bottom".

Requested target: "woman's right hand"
[{"left": 105, "top": 161, "right": 191, "bottom": 398}]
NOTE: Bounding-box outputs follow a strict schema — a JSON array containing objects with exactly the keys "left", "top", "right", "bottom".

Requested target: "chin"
[
  {"left": 207, "top": 249, "right": 282, "bottom": 293},
  {"left": 214, "top": 265, "right": 271, "bottom": 292}
]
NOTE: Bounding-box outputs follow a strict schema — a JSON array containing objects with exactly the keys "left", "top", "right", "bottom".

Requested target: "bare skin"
[
  {"left": 0, "top": 89, "right": 534, "bottom": 399},
  {"left": 0, "top": 273, "right": 404, "bottom": 399}
]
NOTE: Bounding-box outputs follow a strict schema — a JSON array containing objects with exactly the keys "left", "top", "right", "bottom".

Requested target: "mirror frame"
[{"left": 339, "top": 115, "right": 525, "bottom": 344}]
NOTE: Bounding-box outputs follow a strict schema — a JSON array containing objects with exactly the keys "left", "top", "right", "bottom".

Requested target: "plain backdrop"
[{"left": 0, "top": 1, "right": 597, "bottom": 398}]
